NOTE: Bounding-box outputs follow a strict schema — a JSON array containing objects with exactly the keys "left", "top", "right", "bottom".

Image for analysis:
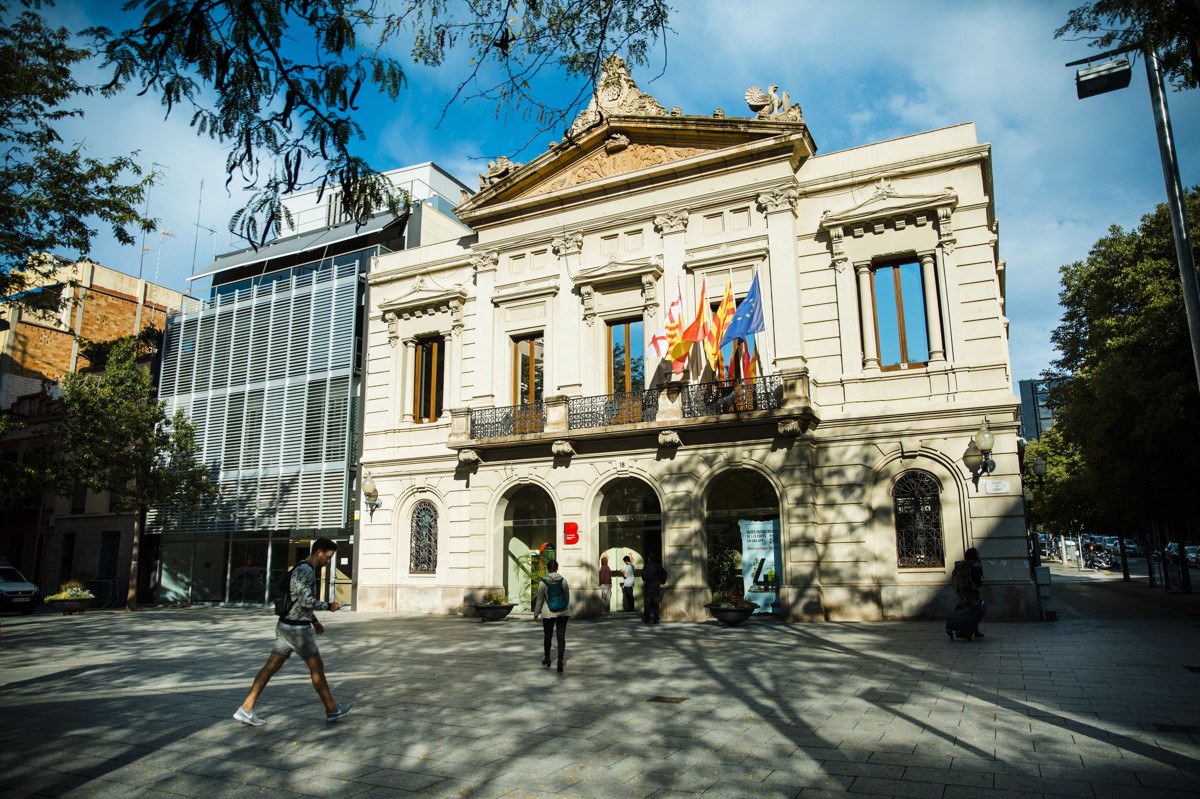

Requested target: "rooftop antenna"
[{"left": 138, "top": 162, "right": 165, "bottom": 279}]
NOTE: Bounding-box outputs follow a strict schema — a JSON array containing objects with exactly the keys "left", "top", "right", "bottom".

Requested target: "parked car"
[
  {"left": 1188, "top": 546, "right": 1200, "bottom": 567},
  {"left": 1123, "top": 541, "right": 1146, "bottom": 557},
  {"left": 0, "top": 563, "right": 40, "bottom": 614}
]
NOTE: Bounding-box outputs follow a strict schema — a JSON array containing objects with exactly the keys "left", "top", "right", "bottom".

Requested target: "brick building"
[{"left": 0, "top": 259, "right": 182, "bottom": 601}]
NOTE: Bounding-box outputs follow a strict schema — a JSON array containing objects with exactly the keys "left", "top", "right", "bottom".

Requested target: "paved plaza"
[{"left": 4, "top": 576, "right": 1200, "bottom": 798}]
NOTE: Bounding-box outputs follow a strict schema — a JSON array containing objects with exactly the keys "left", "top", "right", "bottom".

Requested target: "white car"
[{"left": 0, "top": 563, "right": 40, "bottom": 614}]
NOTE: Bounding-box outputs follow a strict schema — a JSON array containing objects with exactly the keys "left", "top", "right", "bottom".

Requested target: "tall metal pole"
[{"left": 1144, "top": 49, "right": 1200, "bottom": 395}]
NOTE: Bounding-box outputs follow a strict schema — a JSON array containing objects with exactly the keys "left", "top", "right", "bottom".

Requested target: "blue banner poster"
[{"left": 739, "top": 519, "right": 782, "bottom": 613}]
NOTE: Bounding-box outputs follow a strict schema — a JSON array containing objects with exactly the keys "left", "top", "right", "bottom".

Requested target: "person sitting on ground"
[{"left": 946, "top": 588, "right": 987, "bottom": 642}]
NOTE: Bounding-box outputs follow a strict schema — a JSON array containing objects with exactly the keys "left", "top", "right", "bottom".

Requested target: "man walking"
[
  {"left": 621, "top": 554, "right": 636, "bottom": 613},
  {"left": 641, "top": 554, "right": 668, "bottom": 624},
  {"left": 599, "top": 555, "right": 613, "bottom": 611},
  {"left": 234, "top": 538, "right": 354, "bottom": 725}
]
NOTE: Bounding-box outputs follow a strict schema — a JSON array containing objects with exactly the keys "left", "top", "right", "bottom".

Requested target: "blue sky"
[{"left": 44, "top": 1, "right": 1200, "bottom": 385}]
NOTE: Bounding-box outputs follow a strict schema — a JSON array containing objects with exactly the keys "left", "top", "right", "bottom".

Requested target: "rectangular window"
[
  {"left": 871, "top": 260, "right": 929, "bottom": 371},
  {"left": 59, "top": 532, "right": 76, "bottom": 582},
  {"left": 98, "top": 531, "right": 121, "bottom": 578},
  {"left": 414, "top": 336, "right": 446, "bottom": 423},
  {"left": 512, "top": 335, "right": 544, "bottom": 434},
  {"left": 71, "top": 480, "right": 87, "bottom": 515},
  {"left": 608, "top": 319, "right": 645, "bottom": 393}
]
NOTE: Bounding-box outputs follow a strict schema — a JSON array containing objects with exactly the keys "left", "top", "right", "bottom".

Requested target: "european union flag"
[{"left": 720, "top": 272, "right": 765, "bottom": 346}]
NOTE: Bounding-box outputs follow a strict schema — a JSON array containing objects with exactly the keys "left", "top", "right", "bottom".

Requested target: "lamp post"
[
  {"left": 1069, "top": 45, "right": 1200, "bottom": 395},
  {"left": 963, "top": 416, "right": 996, "bottom": 491}
]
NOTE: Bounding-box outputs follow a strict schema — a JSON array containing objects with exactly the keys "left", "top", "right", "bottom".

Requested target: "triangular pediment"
[
  {"left": 456, "top": 56, "right": 816, "bottom": 226},
  {"left": 820, "top": 179, "right": 957, "bottom": 230}
]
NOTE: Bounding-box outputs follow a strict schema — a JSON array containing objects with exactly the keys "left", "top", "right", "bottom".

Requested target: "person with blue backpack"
[{"left": 533, "top": 559, "right": 570, "bottom": 672}]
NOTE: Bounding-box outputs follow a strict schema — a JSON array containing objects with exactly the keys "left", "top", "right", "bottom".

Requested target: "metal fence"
[{"left": 470, "top": 403, "right": 547, "bottom": 438}]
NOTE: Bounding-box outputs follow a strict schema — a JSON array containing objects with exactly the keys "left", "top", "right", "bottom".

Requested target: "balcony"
[{"left": 450, "top": 370, "right": 818, "bottom": 458}]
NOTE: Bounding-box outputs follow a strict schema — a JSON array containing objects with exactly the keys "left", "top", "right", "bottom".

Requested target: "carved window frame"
[
  {"left": 413, "top": 335, "right": 446, "bottom": 423},
  {"left": 869, "top": 256, "right": 930, "bottom": 372}
]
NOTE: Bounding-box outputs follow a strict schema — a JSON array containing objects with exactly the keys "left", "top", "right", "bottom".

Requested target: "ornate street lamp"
[
  {"left": 361, "top": 472, "right": 382, "bottom": 518},
  {"left": 963, "top": 417, "right": 996, "bottom": 490}
]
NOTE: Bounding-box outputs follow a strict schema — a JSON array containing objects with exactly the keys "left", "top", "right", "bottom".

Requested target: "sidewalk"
[{"left": 3, "top": 605, "right": 1200, "bottom": 798}]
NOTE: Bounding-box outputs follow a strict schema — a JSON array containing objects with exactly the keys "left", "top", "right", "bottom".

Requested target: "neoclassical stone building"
[{"left": 358, "top": 57, "right": 1031, "bottom": 621}]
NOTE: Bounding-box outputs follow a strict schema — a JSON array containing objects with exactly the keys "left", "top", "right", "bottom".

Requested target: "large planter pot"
[
  {"left": 705, "top": 604, "right": 755, "bottom": 627},
  {"left": 46, "top": 598, "right": 92, "bottom": 615},
  {"left": 471, "top": 603, "right": 515, "bottom": 622}
]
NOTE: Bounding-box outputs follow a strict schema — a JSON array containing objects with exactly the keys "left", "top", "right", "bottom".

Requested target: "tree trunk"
[{"left": 126, "top": 509, "right": 141, "bottom": 612}]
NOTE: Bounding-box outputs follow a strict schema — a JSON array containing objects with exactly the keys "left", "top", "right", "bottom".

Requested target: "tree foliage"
[
  {"left": 0, "top": 2, "right": 155, "bottom": 316},
  {"left": 1056, "top": 0, "right": 1200, "bottom": 90},
  {"left": 60, "top": 336, "right": 216, "bottom": 610},
  {"left": 1042, "top": 187, "right": 1200, "bottom": 538},
  {"left": 89, "top": 0, "right": 672, "bottom": 245}
]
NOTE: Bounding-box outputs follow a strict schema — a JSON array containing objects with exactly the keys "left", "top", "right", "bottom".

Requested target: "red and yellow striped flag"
[{"left": 706, "top": 277, "right": 735, "bottom": 370}]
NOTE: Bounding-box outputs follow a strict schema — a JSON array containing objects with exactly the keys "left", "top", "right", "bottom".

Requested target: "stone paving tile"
[{"left": 845, "top": 775, "right": 946, "bottom": 797}]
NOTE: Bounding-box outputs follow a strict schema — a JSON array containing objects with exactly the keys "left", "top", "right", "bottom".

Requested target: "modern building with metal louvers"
[{"left": 149, "top": 163, "right": 473, "bottom": 606}]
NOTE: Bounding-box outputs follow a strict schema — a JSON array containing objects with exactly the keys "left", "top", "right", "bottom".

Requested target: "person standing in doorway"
[
  {"left": 533, "top": 559, "right": 570, "bottom": 672},
  {"left": 234, "top": 538, "right": 354, "bottom": 725},
  {"left": 641, "top": 554, "right": 668, "bottom": 624},
  {"left": 963, "top": 546, "right": 985, "bottom": 637},
  {"left": 598, "top": 555, "right": 613, "bottom": 612},
  {"left": 621, "top": 554, "right": 636, "bottom": 613}
]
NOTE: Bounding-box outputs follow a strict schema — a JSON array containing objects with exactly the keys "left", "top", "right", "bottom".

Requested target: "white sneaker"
[{"left": 233, "top": 707, "right": 266, "bottom": 726}]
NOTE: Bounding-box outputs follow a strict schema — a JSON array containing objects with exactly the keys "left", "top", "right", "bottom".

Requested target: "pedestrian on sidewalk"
[
  {"left": 233, "top": 537, "right": 354, "bottom": 726},
  {"left": 533, "top": 559, "right": 570, "bottom": 672},
  {"left": 641, "top": 554, "right": 668, "bottom": 624},
  {"left": 946, "top": 588, "right": 987, "bottom": 641},
  {"left": 599, "top": 555, "right": 613, "bottom": 611},
  {"left": 951, "top": 547, "right": 986, "bottom": 638},
  {"left": 621, "top": 554, "right": 636, "bottom": 613}
]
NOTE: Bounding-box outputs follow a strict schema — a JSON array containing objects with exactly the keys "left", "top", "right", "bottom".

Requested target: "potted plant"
[
  {"left": 470, "top": 592, "right": 516, "bottom": 622},
  {"left": 44, "top": 580, "right": 96, "bottom": 615},
  {"left": 705, "top": 591, "right": 756, "bottom": 626}
]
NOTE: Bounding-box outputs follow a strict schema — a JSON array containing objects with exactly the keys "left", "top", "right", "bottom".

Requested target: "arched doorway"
[
  {"left": 706, "top": 470, "right": 781, "bottom": 614},
  {"left": 503, "top": 484, "right": 556, "bottom": 611},
  {"left": 598, "top": 477, "right": 662, "bottom": 612}
]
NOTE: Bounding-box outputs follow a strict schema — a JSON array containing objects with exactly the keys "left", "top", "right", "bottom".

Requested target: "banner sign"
[
  {"left": 740, "top": 519, "right": 782, "bottom": 614},
  {"left": 563, "top": 522, "right": 579, "bottom": 546}
]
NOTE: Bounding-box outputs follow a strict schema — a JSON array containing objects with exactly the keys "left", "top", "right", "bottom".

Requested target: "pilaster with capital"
[
  {"left": 758, "top": 186, "right": 805, "bottom": 371},
  {"left": 654, "top": 209, "right": 688, "bottom": 303},
  {"left": 552, "top": 234, "right": 584, "bottom": 397},
  {"left": 470, "top": 250, "right": 498, "bottom": 407}
]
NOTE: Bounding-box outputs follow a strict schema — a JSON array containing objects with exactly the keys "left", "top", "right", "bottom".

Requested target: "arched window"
[
  {"left": 410, "top": 500, "right": 438, "bottom": 574},
  {"left": 893, "top": 471, "right": 944, "bottom": 568}
]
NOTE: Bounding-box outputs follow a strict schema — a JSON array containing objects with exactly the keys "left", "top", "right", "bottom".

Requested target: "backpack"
[
  {"left": 951, "top": 560, "right": 971, "bottom": 594},
  {"left": 542, "top": 577, "right": 568, "bottom": 613},
  {"left": 272, "top": 566, "right": 298, "bottom": 617}
]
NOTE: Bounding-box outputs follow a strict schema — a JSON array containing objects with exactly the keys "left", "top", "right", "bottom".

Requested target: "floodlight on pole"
[{"left": 1068, "top": 44, "right": 1200, "bottom": 396}]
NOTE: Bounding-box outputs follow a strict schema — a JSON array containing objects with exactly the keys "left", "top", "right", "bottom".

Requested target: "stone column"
[
  {"left": 471, "top": 251, "right": 498, "bottom": 407},
  {"left": 654, "top": 209, "right": 688, "bottom": 300},
  {"left": 757, "top": 187, "right": 805, "bottom": 371},
  {"left": 855, "top": 262, "right": 880, "bottom": 371},
  {"left": 919, "top": 251, "right": 945, "bottom": 362},
  {"left": 401, "top": 336, "right": 416, "bottom": 423}
]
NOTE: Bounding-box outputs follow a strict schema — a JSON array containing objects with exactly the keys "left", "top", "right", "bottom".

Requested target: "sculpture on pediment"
[
  {"left": 744, "top": 84, "right": 804, "bottom": 122},
  {"left": 566, "top": 54, "right": 669, "bottom": 137},
  {"left": 478, "top": 156, "right": 522, "bottom": 189}
]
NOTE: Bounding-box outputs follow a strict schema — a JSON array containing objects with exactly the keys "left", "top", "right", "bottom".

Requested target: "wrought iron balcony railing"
[
  {"left": 682, "top": 374, "right": 784, "bottom": 418},
  {"left": 568, "top": 388, "right": 660, "bottom": 431},
  {"left": 470, "top": 402, "right": 546, "bottom": 438}
]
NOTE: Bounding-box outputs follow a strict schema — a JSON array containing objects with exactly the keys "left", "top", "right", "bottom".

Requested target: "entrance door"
[
  {"left": 598, "top": 478, "right": 662, "bottom": 612},
  {"left": 503, "top": 485, "right": 556, "bottom": 611}
]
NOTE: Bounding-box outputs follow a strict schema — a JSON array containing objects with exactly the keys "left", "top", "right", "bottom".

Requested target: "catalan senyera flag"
[
  {"left": 663, "top": 284, "right": 688, "bottom": 375},
  {"left": 708, "top": 277, "right": 735, "bottom": 369},
  {"left": 673, "top": 278, "right": 707, "bottom": 361}
]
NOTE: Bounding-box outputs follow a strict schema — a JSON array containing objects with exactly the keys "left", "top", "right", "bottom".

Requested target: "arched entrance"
[
  {"left": 503, "top": 484, "right": 556, "bottom": 611},
  {"left": 598, "top": 477, "right": 662, "bottom": 612},
  {"left": 706, "top": 470, "right": 781, "bottom": 614}
]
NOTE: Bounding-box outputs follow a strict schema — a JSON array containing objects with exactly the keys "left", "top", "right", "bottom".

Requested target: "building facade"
[
  {"left": 358, "top": 58, "right": 1032, "bottom": 622},
  {"left": 151, "top": 163, "right": 471, "bottom": 605},
  {"left": 0, "top": 259, "right": 182, "bottom": 600}
]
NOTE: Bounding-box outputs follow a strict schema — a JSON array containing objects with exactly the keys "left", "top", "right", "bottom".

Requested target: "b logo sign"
[{"left": 563, "top": 521, "right": 579, "bottom": 546}]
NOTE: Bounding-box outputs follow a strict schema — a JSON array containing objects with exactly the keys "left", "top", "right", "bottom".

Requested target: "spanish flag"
[{"left": 673, "top": 278, "right": 707, "bottom": 361}]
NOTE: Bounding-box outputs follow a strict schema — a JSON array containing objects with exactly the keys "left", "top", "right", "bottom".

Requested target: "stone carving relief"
[
  {"left": 580, "top": 284, "right": 596, "bottom": 327},
  {"left": 529, "top": 144, "right": 706, "bottom": 197},
  {"left": 641, "top": 273, "right": 659, "bottom": 318},
  {"left": 604, "top": 133, "right": 630, "bottom": 154},
  {"left": 470, "top": 250, "right": 499, "bottom": 274},
  {"left": 458, "top": 448, "right": 481, "bottom": 465},
  {"left": 744, "top": 84, "right": 804, "bottom": 122},
  {"left": 653, "top": 209, "right": 689, "bottom": 234},
  {"left": 566, "top": 54, "right": 669, "bottom": 137},
  {"left": 551, "top": 231, "right": 583, "bottom": 257},
  {"left": 828, "top": 225, "right": 848, "bottom": 272},
  {"left": 658, "top": 430, "right": 682, "bottom": 448},
  {"left": 757, "top": 187, "right": 799, "bottom": 214},
  {"left": 551, "top": 439, "right": 577, "bottom": 458},
  {"left": 937, "top": 206, "right": 957, "bottom": 255},
  {"left": 382, "top": 310, "right": 399, "bottom": 346},
  {"left": 477, "top": 156, "right": 522, "bottom": 189}
]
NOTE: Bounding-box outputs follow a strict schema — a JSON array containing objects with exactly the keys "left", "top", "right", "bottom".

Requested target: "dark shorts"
[{"left": 271, "top": 621, "right": 320, "bottom": 660}]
